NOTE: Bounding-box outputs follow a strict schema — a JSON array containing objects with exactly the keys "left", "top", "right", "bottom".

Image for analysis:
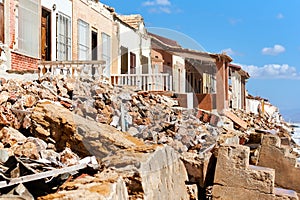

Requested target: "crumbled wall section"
[
  {"left": 212, "top": 144, "right": 299, "bottom": 200},
  {"left": 258, "top": 135, "right": 300, "bottom": 194},
  {"left": 118, "top": 14, "right": 143, "bottom": 30}
]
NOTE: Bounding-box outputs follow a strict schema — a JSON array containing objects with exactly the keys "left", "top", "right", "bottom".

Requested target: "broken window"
[
  {"left": 101, "top": 32, "right": 111, "bottom": 77},
  {"left": 57, "top": 13, "right": 71, "bottom": 61},
  {"left": 18, "top": 0, "right": 39, "bottom": 57},
  {"left": 0, "top": 0, "right": 4, "bottom": 43},
  {"left": 78, "top": 19, "right": 89, "bottom": 60}
]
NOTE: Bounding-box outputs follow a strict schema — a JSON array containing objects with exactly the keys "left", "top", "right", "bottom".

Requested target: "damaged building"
[{"left": 0, "top": 0, "right": 299, "bottom": 200}]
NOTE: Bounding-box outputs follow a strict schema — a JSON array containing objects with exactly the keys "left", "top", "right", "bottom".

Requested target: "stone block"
[
  {"left": 212, "top": 185, "right": 275, "bottom": 200},
  {"left": 102, "top": 145, "right": 189, "bottom": 200},
  {"left": 258, "top": 135, "right": 300, "bottom": 193},
  {"left": 213, "top": 145, "right": 277, "bottom": 199}
]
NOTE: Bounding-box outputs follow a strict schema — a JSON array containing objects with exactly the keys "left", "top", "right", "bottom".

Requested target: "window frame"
[
  {"left": 101, "top": 32, "right": 111, "bottom": 77},
  {"left": 17, "top": 0, "right": 39, "bottom": 57},
  {"left": 77, "top": 19, "right": 90, "bottom": 60},
  {"left": 56, "top": 12, "right": 71, "bottom": 61}
]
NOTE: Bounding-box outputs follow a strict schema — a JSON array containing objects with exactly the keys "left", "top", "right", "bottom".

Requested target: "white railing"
[
  {"left": 111, "top": 73, "right": 173, "bottom": 91},
  {"left": 38, "top": 60, "right": 106, "bottom": 80}
]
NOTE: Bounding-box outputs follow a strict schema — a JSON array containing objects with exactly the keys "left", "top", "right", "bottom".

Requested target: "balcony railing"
[
  {"left": 111, "top": 73, "right": 173, "bottom": 91},
  {"left": 38, "top": 60, "right": 106, "bottom": 80}
]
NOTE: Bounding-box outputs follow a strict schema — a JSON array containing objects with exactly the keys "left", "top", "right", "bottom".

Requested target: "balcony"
[
  {"left": 38, "top": 60, "right": 106, "bottom": 80},
  {"left": 111, "top": 73, "right": 173, "bottom": 91}
]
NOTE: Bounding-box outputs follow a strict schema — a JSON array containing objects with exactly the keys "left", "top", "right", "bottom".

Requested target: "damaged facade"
[
  {"left": 229, "top": 63, "right": 250, "bottom": 110},
  {"left": 1, "top": 1, "right": 300, "bottom": 200},
  {"left": 0, "top": 0, "right": 247, "bottom": 114},
  {"left": 111, "top": 14, "right": 152, "bottom": 89},
  {"left": 149, "top": 32, "right": 232, "bottom": 112},
  {"left": 1, "top": 0, "right": 113, "bottom": 76}
]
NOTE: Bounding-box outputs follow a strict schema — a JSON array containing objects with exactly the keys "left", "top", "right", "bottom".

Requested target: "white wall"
[
  {"left": 118, "top": 21, "right": 151, "bottom": 74},
  {"left": 246, "top": 98, "right": 260, "bottom": 114},
  {"left": 231, "top": 71, "right": 242, "bottom": 109},
  {"left": 41, "top": 0, "right": 72, "bottom": 61},
  {"left": 172, "top": 55, "right": 185, "bottom": 93}
]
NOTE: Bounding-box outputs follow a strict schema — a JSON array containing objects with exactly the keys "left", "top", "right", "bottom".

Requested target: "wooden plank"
[
  {"left": 0, "top": 163, "right": 88, "bottom": 188},
  {"left": 223, "top": 110, "right": 248, "bottom": 130}
]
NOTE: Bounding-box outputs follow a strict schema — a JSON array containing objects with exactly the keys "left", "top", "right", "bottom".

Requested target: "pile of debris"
[
  {"left": 0, "top": 75, "right": 298, "bottom": 199},
  {"left": 231, "top": 108, "right": 292, "bottom": 137},
  {"left": 0, "top": 76, "right": 219, "bottom": 199},
  {"left": 71, "top": 79, "right": 220, "bottom": 154}
]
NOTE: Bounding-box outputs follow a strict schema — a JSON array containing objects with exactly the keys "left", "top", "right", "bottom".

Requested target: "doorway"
[
  {"left": 41, "top": 8, "right": 51, "bottom": 61},
  {"left": 121, "top": 46, "right": 128, "bottom": 74},
  {"left": 91, "top": 30, "right": 98, "bottom": 60}
]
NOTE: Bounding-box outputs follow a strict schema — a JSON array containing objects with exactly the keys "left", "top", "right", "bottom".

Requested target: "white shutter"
[
  {"left": 101, "top": 33, "right": 111, "bottom": 77},
  {"left": 18, "top": 0, "right": 39, "bottom": 57},
  {"left": 78, "top": 19, "right": 89, "bottom": 60}
]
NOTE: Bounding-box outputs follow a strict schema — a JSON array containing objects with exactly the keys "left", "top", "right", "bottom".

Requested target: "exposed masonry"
[{"left": 212, "top": 145, "right": 298, "bottom": 200}]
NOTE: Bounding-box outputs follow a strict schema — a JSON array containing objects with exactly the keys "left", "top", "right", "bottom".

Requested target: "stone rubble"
[{"left": 0, "top": 75, "right": 298, "bottom": 199}]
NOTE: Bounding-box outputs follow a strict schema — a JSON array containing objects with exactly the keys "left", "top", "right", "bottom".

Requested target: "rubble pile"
[
  {"left": 231, "top": 108, "right": 292, "bottom": 138},
  {"left": 0, "top": 75, "right": 299, "bottom": 199},
  {"left": 0, "top": 76, "right": 218, "bottom": 199},
  {"left": 69, "top": 77, "right": 220, "bottom": 154}
]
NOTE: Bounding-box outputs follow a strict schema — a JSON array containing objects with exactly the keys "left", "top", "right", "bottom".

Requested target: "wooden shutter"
[{"left": 130, "top": 52, "right": 136, "bottom": 74}]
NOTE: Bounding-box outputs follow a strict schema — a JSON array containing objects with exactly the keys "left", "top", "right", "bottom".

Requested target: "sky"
[{"left": 101, "top": 0, "right": 300, "bottom": 122}]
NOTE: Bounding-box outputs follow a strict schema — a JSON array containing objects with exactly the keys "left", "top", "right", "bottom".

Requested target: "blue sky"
[{"left": 102, "top": 0, "right": 300, "bottom": 121}]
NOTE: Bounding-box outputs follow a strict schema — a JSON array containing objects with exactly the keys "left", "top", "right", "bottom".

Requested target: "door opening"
[
  {"left": 121, "top": 46, "right": 128, "bottom": 74},
  {"left": 41, "top": 8, "right": 51, "bottom": 61},
  {"left": 91, "top": 30, "right": 98, "bottom": 60}
]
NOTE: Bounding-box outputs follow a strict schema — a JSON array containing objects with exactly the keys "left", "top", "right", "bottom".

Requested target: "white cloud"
[
  {"left": 156, "top": 0, "right": 171, "bottom": 6},
  {"left": 142, "top": 0, "right": 172, "bottom": 14},
  {"left": 148, "top": 7, "right": 171, "bottom": 14},
  {"left": 142, "top": 0, "right": 171, "bottom": 6},
  {"left": 240, "top": 64, "right": 300, "bottom": 79},
  {"left": 229, "top": 18, "right": 242, "bottom": 25},
  {"left": 221, "top": 48, "right": 243, "bottom": 56},
  {"left": 222, "top": 48, "right": 235, "bottom": 55},
  {"left": 159, "top": 7, "right": 171, "bottom": 14},
  {"left": 143, "top": 1, "right": 156, "bottom": 6},
  {"left": 261, "top": 44, "right": 285, "bottom": 56},
  {"left": 277, "top": 13, "right": 284, "bottom": 19}
]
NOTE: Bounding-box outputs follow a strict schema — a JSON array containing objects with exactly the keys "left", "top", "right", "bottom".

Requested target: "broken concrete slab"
[
  {"left": 258, "top": 134, "right": 300, "bottom": 194},
  {"left": 212, "top": 145, "right": 279, "bottom": 200},
  {"left": 274, "top": 187, "right": 299, "bottom": 200},
  {"left": 223, "top": 110, "right": 248, "bottom": 130},
  {"left": 102, "top": 145, "right": 189, "bottom": 200}
]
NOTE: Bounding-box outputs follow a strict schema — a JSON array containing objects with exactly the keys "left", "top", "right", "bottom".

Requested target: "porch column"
[
  {"left": 241, "top": 78, "right": 246, "bottom": 110},
  {"left": 216, "top": 59, "right": 228, "bottom": 112},
  {"left": 225, "top": 62, "right": 229, "bottom": 106}
]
